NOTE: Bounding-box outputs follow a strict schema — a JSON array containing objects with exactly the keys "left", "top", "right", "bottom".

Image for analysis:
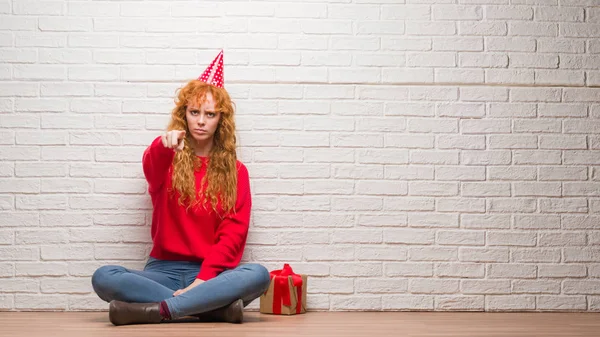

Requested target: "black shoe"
[
  {"left": 108, "top": 300, "right": 163, "bottom": 326},
  {"left": 194, "top": 299, "right": 244, "bottom": 324}
]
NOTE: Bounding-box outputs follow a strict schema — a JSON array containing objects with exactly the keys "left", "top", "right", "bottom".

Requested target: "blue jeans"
[{"left": 91, "top": 257, "right": 271, "bottom": 320}]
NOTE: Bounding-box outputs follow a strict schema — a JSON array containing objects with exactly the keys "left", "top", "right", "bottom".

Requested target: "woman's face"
[{"left": 185, "top": 92, "right": 221, "bottom": 145}]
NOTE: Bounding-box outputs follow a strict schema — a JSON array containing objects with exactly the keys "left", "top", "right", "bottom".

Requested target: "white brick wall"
[{"left": 0, "top": 0, "right": 599, "bottom": 313}]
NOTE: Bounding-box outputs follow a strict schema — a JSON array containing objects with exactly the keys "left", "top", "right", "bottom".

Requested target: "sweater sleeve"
[
  {"left": 197, "top": 163, "right": 251, "bottom": 281},
  {"left": 142, "top": 136, "right": 176, "bottom": 194}
]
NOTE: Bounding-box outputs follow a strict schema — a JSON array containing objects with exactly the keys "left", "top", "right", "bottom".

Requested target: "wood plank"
[{"left": 0, "top": 312, "right": 599, "bottom": 337}]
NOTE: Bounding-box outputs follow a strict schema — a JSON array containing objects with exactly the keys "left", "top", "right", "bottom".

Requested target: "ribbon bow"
[{"left": 268, "top": 263, "right": 304, "bottom": 314}]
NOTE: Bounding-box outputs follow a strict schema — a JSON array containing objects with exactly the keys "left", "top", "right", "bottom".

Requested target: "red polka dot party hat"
[{"left": 198, "top": 50, "right": 224, "bottom": 88}]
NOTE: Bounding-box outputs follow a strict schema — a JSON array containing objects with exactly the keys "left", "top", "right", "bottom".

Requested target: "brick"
[
  {"left": 489, "top": 135, "right": 537, "bottom": 149},
  {"left": 409, "top": 279, "right": 460, "bottom": 294},
  {"left": 357, "top": 214, "right": 407, "bottom": 227},
  {"left": 0, "top": 16, "right": 37, "bottom": 31},
  {"left": 564, "top": 151, "right": 600, "bottom": 165},
  {"left": 357, "top": 246, "right": 407, "bottom": 261},
  {"left": 563, "top": 281, "right": 600, "bottom": 295},
  {"left": 514, "top": 182, "right": 561, "bottom": 197},
  {"left": 436, "top": 263, "right": 484, "bottom": 278},
  {"left": 436, "top": 166, "right": 485, "bottom": 181},
  {"left": 68, "top": 2, "right": 118, "bottom": 16},
  {"left": 562, "top": 215, "right": 600, "bottom": 229},
  {"left": 68, "top": 34, "right": 118, "bottom": 48},
  {"left": 462, "top": 214, "right": 511, "bottom": 229},
  {"left": 332, "top": 230, "right": 382, "bottom": 244},
  {"left": 410, "top": 151, "right": 459, "bottom": 165},
  {"left": 41, "top": 278, "right": 93, "bottom": 294},
  {"left": 409, "top": 182, "right": 458, "bottom": 196},
  {"left": 385, "top": 103, "right": 435, "bottom": 117},
  {"left": 437, "top": 198, "right": 485, "bottom": 213},
  {"left": 406, "top": 22, "right": 455, "bottom": 35},
  {"left": 436, "top": 296, "right": 484, "bottom": 311},
  {"left": 514, "top": 215, "right": 560, "bottom": 230},
  {"left": 301, "top": 20, "right": 352, "bottom": 34},
  {"left": 278, "top": 35, "right": 328, "bottom": 50},
  {"left": 384, "top": 166, "right": 433, "bottom": 180},
  {"left": 435, "top": 69, "right": 484, "bottom": 83},
  {"left": 15, "top": 295, "right": 67, "bottom": 310},
  {"left": 436, "top": 104, "right": 485, "bottom": 118},
  {"left": 310, "top": 278, "right": 354, "bottom": 294},
  {"left": 0, "top": 247, "right": 38, "bottom": 261},
  {"left": 382, "top": 37, "right": 431, "bottom": 51},
  {"left": 331, "top": 296, "right": 381, "bottom": 311},
  {"left": 561, "top": 23, "right": 600, "bottom": 38},
  {"left": 512, "top": 249, "right": 561, "bottom": 263},
  {"left": 461, "top": 22, "right": 508, "bottom": 36},
  {"left": 39, "top": 17, "right": 91, "bottom": 32},
  {"left": 385, "top": 263, "right": 433, "bottom": 277},
  {"left": 383, "top": 198, "right": 434, "bottom": 212},
  {"left": 382, "top": 295, "right": 434, "bottom": 310},
  {"left": 486, "top": 37, "right": 535, "bottom": 52},
  {"left": 540, "top": 136, "right": 586, "bottom": 150},
  {"left": 539, "top": 233, "right": 586, "bottom": 247},
  {"left": 540, "top": 198, "right": 587, "bottom": 213},
  {"left": 563, "top": 183, "right": 600, "bottom": 197},
  {"left": 0, "top": 263, "right": 13, "bottom": 277},
  {"left": 331, "top": 263, "right": 382, "bottom": 277},
  {"left": 410, "top": 247, "right": 457, "bottom": 262},
  {"left": 513, "top": 150, "right": 562, "bottom": 165},
  {"left": 459, "top": 248, "right": 509, "bottom": 262},
  {"left": 0, "top": 279, "right": 39, "bottom": 292},
  {"left": 356, "top": 278, "right": 408, "bottom": 294},
  {"left": 486, "top": 5, "right": 532, "bottom": 19},
  {"left": 511, "top": 88, "right": 561, "bottom": 103},
  {"left": 564, "top": 88, "right": 600, "bottom": 102},
  {"left": 509, "top": 54, "right": 559, "bottom": 69},
  {"left": 462, "top": 183, "right": 510, "bottom": 197},
  {"left": 437, "top": 231, "right": 485, "bottom": 246},
  {"left": 384, "top": 4, "right": 431, "bottom": 19},
  {"left": 433, "top": 5, "right": 482, "bottom": 20},
  {"left": 68, "top": 295, "right": 107, "bottom": 311},
  {"left": 537, "top": 296, "right": 587, "bottom": 311},
  {"left": 536, "top": 70, "right": 585, "bottom": 86},
  {"left": 488, "top": 167, "right": 536, "bottom": 181},
  {"left": 16, "top": 195, "right": 67, "bottom": 210},
  {"left": 462, "top": 280, "right": 510, "bottom": 295},
  {"left": 461, "top": 119, "right": 510, "bottom": 134},
  {"left": 487, "top": 198, "right": 536, "bottom": 214},
  {"left": 486, "top": 69, "right": 534, "bottom": 84},
  {"left": 384, "top": 229, "right": 433, "bottom": 245},
  {"left": 489, "top": 231, "right": 537, "bottom": 247},
  {"left": 358, "top": 86, "right": 409, "bottom": 100},
  {"left": 0, "top": 48, "right": 37, "bottom": 63},
  {"left": 407, "top": 53, "right": 455, "bottom": 67},
  {"left": 488, "top": 264, "right": 536, "bottom": 279},
  {"left": 486, "top": 296, "right": 535, "bottom": 311},
  {"left": 332, "top": 197, "right": 382, "bottom": 211}
]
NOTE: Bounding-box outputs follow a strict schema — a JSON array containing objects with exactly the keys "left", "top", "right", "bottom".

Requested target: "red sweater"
[{"left": 142, "top": 136, "right": 251, "bottom": 281}]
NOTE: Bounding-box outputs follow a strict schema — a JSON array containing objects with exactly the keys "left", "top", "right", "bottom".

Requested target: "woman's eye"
[{"left": 207, "top": 113, "right": 215, "bottom": 117}]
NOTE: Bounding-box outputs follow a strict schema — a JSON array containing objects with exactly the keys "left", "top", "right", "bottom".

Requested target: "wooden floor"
[{"left": 1, "top": 311, "right": 599, "bottom": 337}]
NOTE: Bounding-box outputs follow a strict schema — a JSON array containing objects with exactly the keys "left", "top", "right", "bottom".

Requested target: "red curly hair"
[{"left": 167, "top": 80, "right": 237, "bottom": 213}]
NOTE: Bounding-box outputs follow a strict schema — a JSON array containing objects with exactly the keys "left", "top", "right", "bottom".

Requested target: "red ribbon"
[{"left": 268, "top": 263, "right": 303, "bottom": 314}]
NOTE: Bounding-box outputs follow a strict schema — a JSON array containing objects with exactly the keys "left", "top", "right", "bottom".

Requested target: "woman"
[{"left": 91, "top": 51, "right": 271, "bottom": 326}]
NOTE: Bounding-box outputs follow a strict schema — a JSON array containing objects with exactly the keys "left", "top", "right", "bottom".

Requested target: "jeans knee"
[
  {"left": 91, "top": 265, "right": 122, "bottom": 299},
  {"left": 244, "top": 263, "right": 271, "bottom": 291}
]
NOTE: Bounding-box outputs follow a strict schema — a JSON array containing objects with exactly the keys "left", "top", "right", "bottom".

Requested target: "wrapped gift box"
[{"left": 259, "top": 263, "right": 307, "bottom": 315}]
